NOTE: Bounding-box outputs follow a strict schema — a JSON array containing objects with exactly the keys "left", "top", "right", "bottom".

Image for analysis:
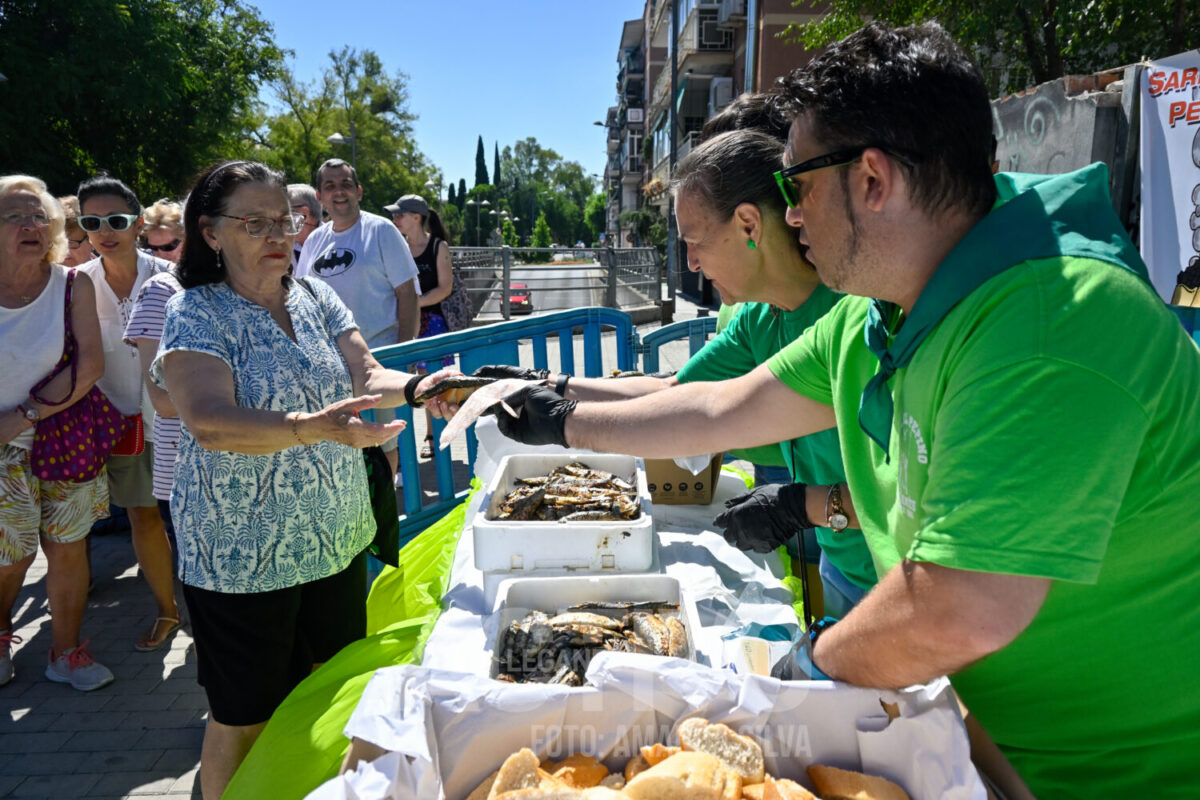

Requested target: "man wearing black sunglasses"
[{"left": 480, "top": 22, "right": 1199, "bottom": 796}]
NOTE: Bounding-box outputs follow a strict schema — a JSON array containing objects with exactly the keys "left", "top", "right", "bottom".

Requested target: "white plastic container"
[
  {"left": 473, "top": 453, "right": 655, "bottom": 573},
  {"left": 488, "top": 574, "right": 702, "bottom": 677}
]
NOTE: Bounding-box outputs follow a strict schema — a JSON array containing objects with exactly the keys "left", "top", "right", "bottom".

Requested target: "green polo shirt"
[
  {"left": 679, "top": 286, "right": 878, "bottom": 591},
  {"left": 768, "top": 172, "right": 1200, "bottom": 794}
]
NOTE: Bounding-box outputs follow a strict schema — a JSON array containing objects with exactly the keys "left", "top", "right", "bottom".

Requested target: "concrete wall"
[{"left": 992, "top": 73, "right": 1133, "bottom": 220}]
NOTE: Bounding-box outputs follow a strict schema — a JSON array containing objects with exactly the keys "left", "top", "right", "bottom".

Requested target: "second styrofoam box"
[
  {"left": 473, "top": 453, "right": 655, "bottom": 573},
  {"left": 488, "top": 573, "right": 702, "bottom": 676}
]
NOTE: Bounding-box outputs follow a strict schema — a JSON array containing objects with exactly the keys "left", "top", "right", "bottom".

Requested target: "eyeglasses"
[
  {"left": 143, "top": 238, "right": 182, "bottom": 252},
  {"left": 1, "top": 213, "right": 49, "bottom": 228},
  {"left": 67, "top": 235, "right": 89, "bottom": 250},
  {"left": 218, "top": 213, "right": 305, "bottom": 238},
  {"left": 79, "top": 213, "right": 139, "bottom": 232},
  {"left": 774, "top": 146, "right": 915, "bottom": 208}
]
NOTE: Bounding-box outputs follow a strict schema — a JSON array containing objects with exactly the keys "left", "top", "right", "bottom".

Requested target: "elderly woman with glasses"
[
  {"left": 151, "top": 160, "right": 448, "bottom": 799},
  {"left": 0, "top": 176, "right": 111, "bottom": 692},
  {"left": 140, "top": 199, "right": 185, "bottom": 263},
  {"left": 77, "top": 175, "right": 179, "bottom": 654}
]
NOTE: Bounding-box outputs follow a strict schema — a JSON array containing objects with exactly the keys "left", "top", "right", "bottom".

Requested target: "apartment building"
[{"left": 602, "top": 0, "right": 826, "bottom": 252}]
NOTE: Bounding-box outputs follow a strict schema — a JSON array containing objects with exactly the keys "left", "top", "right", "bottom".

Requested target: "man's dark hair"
[
  {"left": 178, "top": 160, "right": 288, "bottom": 289},
  {"left": 77, "top": 173, "right": 141, "bottom": 216},
  {"left": 673, "top": 129, "right": 789, "bottom": 223},
  {"left": 776, "top": 21, "right": 997, "bottom": 218},
  {"left": 701, "top": 90, "right": 792, "bottom": 143},
  {"left": 316, "top": 158, "right": 359, "bottom": 188}
]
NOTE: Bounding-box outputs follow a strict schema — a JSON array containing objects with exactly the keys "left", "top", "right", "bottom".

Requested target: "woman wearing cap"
[{"left": 388, "top": 194, "right": 455, "bottom": 459}]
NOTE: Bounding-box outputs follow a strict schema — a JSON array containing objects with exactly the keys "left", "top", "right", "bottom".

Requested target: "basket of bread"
[
  {"left": 465, "top": 717, "right": 913, "bottom": 800},
  {"left": 313, "top": 656, "right": 987, "bottom": 800}
]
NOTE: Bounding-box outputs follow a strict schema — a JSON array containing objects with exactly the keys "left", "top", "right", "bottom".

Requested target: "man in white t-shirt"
[{"left": 295, "top": 159, "right": 420, "bottom": 476}]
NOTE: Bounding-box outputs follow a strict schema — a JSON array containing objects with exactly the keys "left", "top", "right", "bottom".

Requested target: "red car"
[{"left": 508, "top": 282, "right": 533, "bottom": 314}]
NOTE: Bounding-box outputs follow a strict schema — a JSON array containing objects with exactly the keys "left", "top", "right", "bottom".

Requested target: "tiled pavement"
[
  {"left": 0, "top": 529, "right": 205, "bottom": 799},
  {"left": 0, "top": 295, "right": 716, "bottom": 800}
]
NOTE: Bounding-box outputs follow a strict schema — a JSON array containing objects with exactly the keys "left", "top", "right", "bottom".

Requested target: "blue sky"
[{"left": 247, "top": 0, "right": 646, "bottom": 192}]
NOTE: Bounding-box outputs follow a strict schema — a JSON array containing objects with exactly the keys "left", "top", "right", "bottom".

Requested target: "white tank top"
[{"left": 0, "top": 265, "right": 68, "bottom": 449}]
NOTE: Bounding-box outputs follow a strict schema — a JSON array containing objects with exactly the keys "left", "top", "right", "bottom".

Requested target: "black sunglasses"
[
  {"left": 774, "top": 146, "right": 915, "bottom": 208},
  {"left": 143, "top": 238, "right": 182, "bottom": 252}
]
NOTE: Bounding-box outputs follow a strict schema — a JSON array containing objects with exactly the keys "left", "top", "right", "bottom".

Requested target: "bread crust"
[
  {"left": 624, "top": 751, "right": 742, "bottom": 800},
  {"left": 805, "top": 765, "right": 911, "bottom": 800},
  {"left": 678, "top": 718, "right": 766, "bottom": 784}
]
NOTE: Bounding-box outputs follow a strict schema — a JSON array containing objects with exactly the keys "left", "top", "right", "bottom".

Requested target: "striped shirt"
[{"left": 123, "top": 271, "right": 183, "bottom": 501}]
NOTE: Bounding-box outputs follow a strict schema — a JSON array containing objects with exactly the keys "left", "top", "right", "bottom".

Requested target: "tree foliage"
[
  {"left": 457, "top": 178, "right": 468, "bottom": 210},
  {"left": 447, "top": 183, "right": 457, "bottom": 207},
  {"left": 501, "top": 217, "right": 518, "bottom": 247},
  {"left": 493, "top": 142, "right": 502, "bottom": 187},
  {"left": 258, "top": 47, "right": 438, "bottom": 215},
  {"left": 584, "top": 193, "right": 607, "bottom": 244},
  {"left": 493, "top": 137, "right": 596, "bottom": 247},
  {"left": 778, "top": 0, "right": 1198, "bottom": 95},
  {"left": 531, "top": 211, "right": 553, "bottom": 249},
  {"left": 474, "top": 136, "right": 489, "bottom": 186},
  {"left": 0, "top": 0, "right": 284, "bottom": 198}
]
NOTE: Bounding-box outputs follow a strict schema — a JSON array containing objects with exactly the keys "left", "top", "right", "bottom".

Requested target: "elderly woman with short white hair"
[{"left": 0, "top": 175, "right": 112, "bottom": 692}]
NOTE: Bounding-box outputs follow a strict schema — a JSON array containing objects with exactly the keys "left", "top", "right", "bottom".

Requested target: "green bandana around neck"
[{"left": 857, "top": 163, "right": 1149, "bottom": 458}]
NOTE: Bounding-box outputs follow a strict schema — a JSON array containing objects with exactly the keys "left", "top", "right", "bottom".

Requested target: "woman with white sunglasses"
[{"left": 77, "top": 175, "right": 180, "bottom": 653}]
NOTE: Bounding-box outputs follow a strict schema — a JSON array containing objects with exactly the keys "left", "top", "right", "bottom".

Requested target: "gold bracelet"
[{"left": 288, "top": 412, "right": 307, "bottom": 446}]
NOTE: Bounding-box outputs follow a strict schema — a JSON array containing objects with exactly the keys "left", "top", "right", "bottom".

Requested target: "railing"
[
  {"left": 370, "top": 308, "right": 639, "bottom": 545},
  {"left": 637, "top": 315, "right": 717, "bottom": 373},
  {"left": 449, "top": 246, "right": 661, "bottom": 321},
  {"left": 677, "top": 130, "right": 703, "bottom": 160}
]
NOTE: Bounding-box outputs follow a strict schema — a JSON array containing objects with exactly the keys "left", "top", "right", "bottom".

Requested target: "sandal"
[
  {"left": 134, "top": 616, "right": 183, "bottom": 652},
  {"left": 420, "top": 435, "right": 434, "bottom": 459}
]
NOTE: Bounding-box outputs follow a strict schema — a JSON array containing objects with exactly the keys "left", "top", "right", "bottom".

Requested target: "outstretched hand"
[{"left": 305, "top": 394, "right": 406, "bottom": 448}]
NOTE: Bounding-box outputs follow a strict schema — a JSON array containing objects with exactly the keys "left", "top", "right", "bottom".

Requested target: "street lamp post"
[
  {"left": 465, "top": 198, "right": 490, "bottom": 246},
  {"left": 423, "top": 178, "right": 442, "bottom": 212},
  {"left": 326, "top": 118, "right": 358, "bottom": 171}
]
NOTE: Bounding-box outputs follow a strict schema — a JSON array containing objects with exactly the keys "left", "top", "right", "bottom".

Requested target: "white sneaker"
[
  {"left": 45, "top": 641, "right": 114, "bottom": 692},
  {"left": 0, "top": 631, "right": 20, "bottom": 687}
]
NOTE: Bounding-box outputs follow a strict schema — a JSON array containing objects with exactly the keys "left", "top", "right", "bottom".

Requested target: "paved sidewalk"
[
  {"left": 0, "top": 531, "right": 204, "bottom": 799},
  {"left": 0, "top": 295, "right": 718, "bottom": 800}
]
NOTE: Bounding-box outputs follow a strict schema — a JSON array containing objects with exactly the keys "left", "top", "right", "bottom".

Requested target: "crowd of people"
[
  {"left": 0, "top": 152, "right": 461, "bottom": 796},
  {"left": 1, "top": 19, "right": 1195, "bottom": 800}
]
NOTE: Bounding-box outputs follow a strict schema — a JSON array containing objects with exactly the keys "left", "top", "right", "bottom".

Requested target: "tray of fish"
[
  {"left": 473, "top": 454, "right": 655, "bottom": 573},
  {"left": 488, "top": 574, "right": 700, "bottom": 684}
]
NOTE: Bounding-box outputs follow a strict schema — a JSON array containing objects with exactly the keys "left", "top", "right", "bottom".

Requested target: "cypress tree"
[
  {"left": 457, "top": 179, "right": 467, "bottom": 209},
  {"left": 493, "top": 142, "right": 501, "bottom": 187},
  {"left": 474, "top": 136, "right": 489, "bottom": 186},
  {"left": 447, "top": 183, "right": 457, "bottom": 207}
]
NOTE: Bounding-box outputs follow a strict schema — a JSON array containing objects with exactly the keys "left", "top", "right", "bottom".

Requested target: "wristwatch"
[
  {"left": 15, "top": 403, "right": 39, "bottom": 423},
  {"left": 825, "top": 484, "right": 849, "bottom": 532}
]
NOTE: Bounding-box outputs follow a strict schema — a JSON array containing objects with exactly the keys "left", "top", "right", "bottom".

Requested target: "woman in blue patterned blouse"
[{"left": 151, "top": 161, "right": 443, "bottom": 800}]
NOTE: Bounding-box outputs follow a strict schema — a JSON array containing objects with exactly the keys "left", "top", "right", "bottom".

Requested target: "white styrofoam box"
[
  {"left": 488, "top": 574, "right": 702, "bottom": 677},
  {"left": 473, "top": 453, "right": 655, "bottom": 573}
]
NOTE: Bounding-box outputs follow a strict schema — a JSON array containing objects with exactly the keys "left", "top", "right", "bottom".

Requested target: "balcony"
[
  {"left": 679, "top": 9, "right": 732, "bottom": 53},
  {"left": 717, "top": 0, "right": 747, "bottom": 27},
  {"left": 676, "top": 130, "right": 703, "bottom": 161},
  {"left": 623, "top": 155, "right": 643, "bottom": 176},
  {"left": 606, "top": 155, "right": 622, "bottom": 178}
]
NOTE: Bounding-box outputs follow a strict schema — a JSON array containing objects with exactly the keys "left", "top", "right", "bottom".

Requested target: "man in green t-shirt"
[{"left": 473, "top": 22, "right": 1199, "bottom": 796}]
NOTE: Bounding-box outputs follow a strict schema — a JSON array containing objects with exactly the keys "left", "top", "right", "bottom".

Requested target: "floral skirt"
[{"left": 416, "top": 309, "right": 455, "bottom": 371}]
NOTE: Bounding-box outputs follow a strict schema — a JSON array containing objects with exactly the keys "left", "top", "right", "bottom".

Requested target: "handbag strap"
[{"left": 30, "top": 269, "right": 78, "bottom": 406}]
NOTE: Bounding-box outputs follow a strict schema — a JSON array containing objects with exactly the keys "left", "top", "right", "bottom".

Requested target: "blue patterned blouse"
[{"left": 151, "top": 278, "right": 375, "bottom": 593}]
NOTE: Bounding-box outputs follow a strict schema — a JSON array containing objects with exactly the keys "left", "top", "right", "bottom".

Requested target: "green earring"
[{"left": 746, "top": 238, "right": 757, "bottom": 250}]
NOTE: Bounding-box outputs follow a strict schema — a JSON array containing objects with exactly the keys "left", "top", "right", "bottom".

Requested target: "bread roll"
[
  {"left": 488, "top": 749, "right": 543, "bottom": 799},
  {"left": 623, "top": 751, "right": 742, "bottom": 800},
  {"left": 640, "top": 743, "right": 681, "bottom": 767},
  {"left": 805, "top": 765, "right": 911, "bottom": 800},
  {"left": 550, "top": 754, "right": 609, "bottom": 789},
  {"left": 623, "top": 753, "right": 651, "bottom": 783},
  {"left": 678, "top": 718, "right": 765, "bottom": 784},
  {"left": 762, "top": 776, "right": 816, "bottom": 800}
]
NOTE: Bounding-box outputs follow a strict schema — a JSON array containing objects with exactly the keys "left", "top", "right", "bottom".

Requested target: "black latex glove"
[
  {"left": 489, "top": 385, "right": 578, "bottom": 448},
  {"left": 712, "top": 483, "right": 812, "bottom": 554},
  {"left": 471, "top": 364, "right": 551, "bottom": 382}
]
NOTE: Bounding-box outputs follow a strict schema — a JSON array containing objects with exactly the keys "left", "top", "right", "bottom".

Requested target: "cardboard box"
[{"left": 644, "top": 455, "right": 722, "bottom": 505}]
